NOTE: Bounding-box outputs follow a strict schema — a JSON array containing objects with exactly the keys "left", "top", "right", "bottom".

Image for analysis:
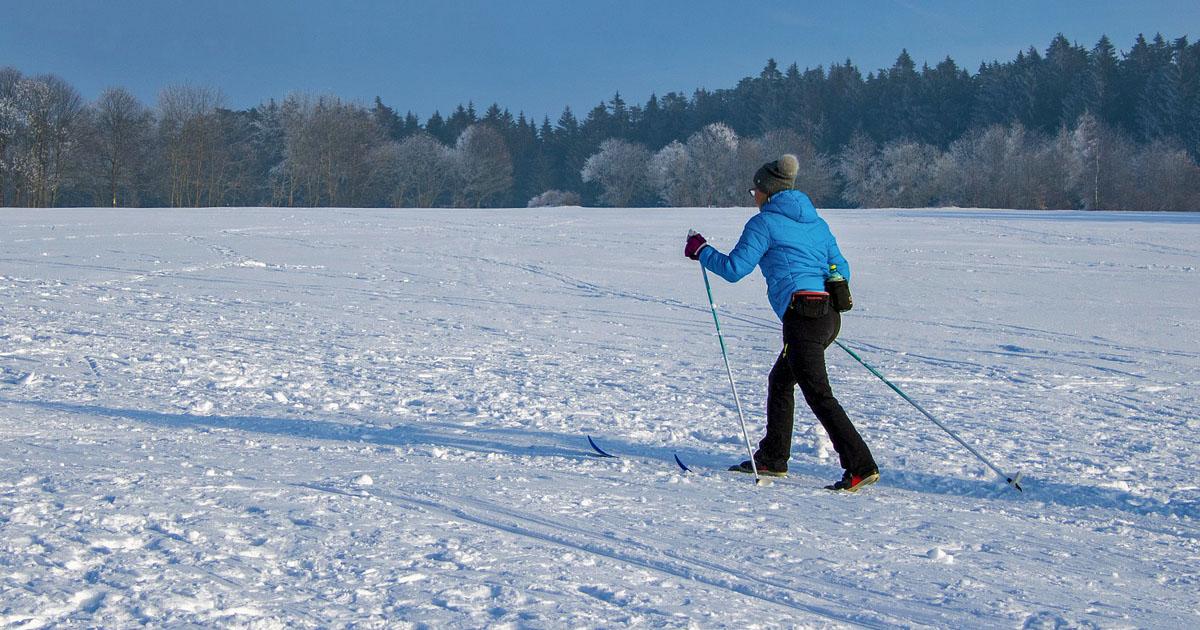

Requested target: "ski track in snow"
[{"left": 1, "top": 207, "right": 1198, "bottom": 628}]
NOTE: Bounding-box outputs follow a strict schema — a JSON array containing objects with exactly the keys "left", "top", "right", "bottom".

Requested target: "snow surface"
[{"left": 1, "top": 206, "right": 1197, "bottom": 628}]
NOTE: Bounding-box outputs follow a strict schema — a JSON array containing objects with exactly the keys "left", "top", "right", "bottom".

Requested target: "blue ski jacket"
[{"left": 698, "top": 189, "right": 850, "bottom": 320}]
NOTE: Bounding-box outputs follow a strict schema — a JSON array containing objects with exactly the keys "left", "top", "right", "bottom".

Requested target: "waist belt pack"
[{"left": 791, "top": 291, "right": 830, "bottom": 318}]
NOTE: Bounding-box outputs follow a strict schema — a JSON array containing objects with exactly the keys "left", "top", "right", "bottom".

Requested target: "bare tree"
[
  {"left": 580, "top": 138, "right": 653, "bottom": 206},
  {"left": 271, "top": 94, "right": 309, "bottom": 206},
  {"left": 314, "top": 97, "right": 381, "bottom": 206},
  {"left": 158, "top": 85, "right": 228, "bottom": 207},
  {"left": 452, "top": 124, "right": 513, "bottom": 208},
  {"left": 735, "top": 135, "right": 765, "bottom": 204},
  {"left": 91, "top": 87, "right": 153, "bottom": 206}
]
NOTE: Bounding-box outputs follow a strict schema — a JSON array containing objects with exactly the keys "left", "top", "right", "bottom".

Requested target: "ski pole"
[
  {"left": 833, "top": 339, "right": 1023, "bottom": 492},
  {"left": 691, "top": 235, "right": 764, "bottom": 486}
]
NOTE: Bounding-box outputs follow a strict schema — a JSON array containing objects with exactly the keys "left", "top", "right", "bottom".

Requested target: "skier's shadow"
[
  {"left": 605, "top": 434, "right": 1200, "bottom": 521},
  {"left": 4, "top": 397, "right": 1194, "bottom": 521},
  {"left": 801, "top": 460, "right": 1197, "bottom": 521},
  {"left": 0, "top": 398, "right": 593, "bottom": 462}
]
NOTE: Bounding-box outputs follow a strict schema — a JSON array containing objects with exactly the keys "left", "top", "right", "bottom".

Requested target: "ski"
[
  {"left": 586, "top": 435, "right": 691, "bottom": 473},
  {"left": 586, "top": 435, "right": 616, "bottom": 458},
  {"left": 586, "top": 436, "right": 776, "bottom": 486},
  {"left": 587, "top": 436, "right": 887, "bottom": 492}
]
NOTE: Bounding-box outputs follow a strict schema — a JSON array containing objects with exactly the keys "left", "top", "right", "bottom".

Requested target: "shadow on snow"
[{"left": 3, "top": 396, "right": 1195, "bottom": 522}]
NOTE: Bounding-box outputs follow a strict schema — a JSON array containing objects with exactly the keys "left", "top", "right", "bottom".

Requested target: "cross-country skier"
[{"left": 684, "top": 154, "right": 880, "bottom": 492}]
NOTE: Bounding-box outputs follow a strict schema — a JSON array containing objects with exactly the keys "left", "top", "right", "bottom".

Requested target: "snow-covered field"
[{"left": 1, "top": 206, "right": 1197, "bottom": 628}]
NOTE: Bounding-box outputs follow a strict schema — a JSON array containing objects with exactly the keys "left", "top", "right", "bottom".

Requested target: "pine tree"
[
  {"left": 1178, "top": 38, "right": 1200, "bottom": 158},
  {"left": 1137, "top": 56, "right": 1182, "bottom": 141},
  {"left": 425, "top": 111, "right": 448, "bottom": 143},
  {"left": 637, "top": 93, "right": 664, "bottom": 148},
  {"left": 506, "top": 112, "right": 541, "bottom": 206},
  {"left": 921, "top": 56, "right": 973, "bottom": 146},
  {"left": 1135, "top": 35, "right": 1182, "bottom": 141},
  {"left": 659, "top": 92, "right": 690, "bottom": 145},
  {"left": 401, "top": 111, "right": 422, "bottom": 138},
  {"left": 549, "top": 107, "right": 583, "bottom": 193},
  {"left": 608, "top": 92, "right": 629, "bottom": 138},
  {"left": 822, "top": 60, "right": 864, "bottom": 152},
  {"left": 1040, "top": 35, "right": 1091, "bottom": 131},
  {"left": 1116, "top": 34, "right": 1157, "bottom": 135},
  {"left": 1088, "top": 36, "right": 1121, "bottom": 126},
  {"left": 446, "top": 103, "right": 477, "bottom": 141},
  {"left": 371, "top": 96, "right": 402, "bottom": 140}
]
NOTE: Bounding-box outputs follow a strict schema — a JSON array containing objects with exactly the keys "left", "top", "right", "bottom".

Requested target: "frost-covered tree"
[
  {"left": 580, "top": 138, "right": 653, "bottom": 206},
  {"left": 647, "top": 124, "right": 749, "bottom": 207},
  {"left": 685, "top": 123, "right": 742, "bottom": 206},
  {"left": 527, "top": 189, "right": 581, "bottom": 207},
  {"left": 273, "top": 94, "right": 384, "bottom": 207},
  {"left": 876, "top": 140, "right": 940, "bottom": 207},
  {"left": 841, "top": 135, "right": 941, "bottom": 208},
  {"left": 1071, "top": 111, "right": 1110, "bottom": 210},
  {"left": 1004, "top": 124, "right": 1075, "bottom": 210},
  {"left": 452, "top": 124, "right": 513, "bottom": 208},
  {"left": 938, "top": 125, "right": 1007, "bottom": 207},
  {"left": 14, "top": 75, "right": 84, "bottom": 207},
  {"left": 0, "top": 67, "right": 24, "bottom": 206},
  {"left": 837, "top": 132, "right": 883, "bottom": 207},
  {"left": 388, "top": 132, "right": 453, "bottom": 206},
  {"left": 937, "top": 124, "right": 1073, "bottom": 210},
  {"left": 650, "top": 141, "right": 692, "bottom": 206},
  {"left": 1131, "top": 142, "right": 1200, "bottom": 211}
]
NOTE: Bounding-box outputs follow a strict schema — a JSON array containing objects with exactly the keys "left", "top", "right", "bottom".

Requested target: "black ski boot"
[
  {"left": 825, "top": 469, "right": 880, "bottom": 492},
  {"left": 728, "top": 460, "right": 788, "bottom": 478}
]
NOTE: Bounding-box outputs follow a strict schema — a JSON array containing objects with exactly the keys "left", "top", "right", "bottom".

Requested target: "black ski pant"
[{"left": 755, "top": 294, "right": 877, "bottom": 475}]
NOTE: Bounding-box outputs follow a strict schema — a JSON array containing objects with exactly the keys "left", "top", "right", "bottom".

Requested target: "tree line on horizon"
[{"left": 1, "top": 32, "right": 1197, "bottom": 211}]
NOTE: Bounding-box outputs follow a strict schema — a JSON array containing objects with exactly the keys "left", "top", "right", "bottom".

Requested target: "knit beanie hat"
[{"left": 753, "top": 154, "right": 800, "bottom": 196}]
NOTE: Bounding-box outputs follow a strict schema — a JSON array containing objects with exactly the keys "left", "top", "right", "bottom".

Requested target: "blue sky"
[{"left": 1, "top": 0, "right": 1195, "bottom": 121}]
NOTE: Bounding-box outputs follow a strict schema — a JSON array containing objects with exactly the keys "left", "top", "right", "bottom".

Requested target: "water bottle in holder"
[{"left": 825, "top": 264, "right": 853, "bottom": 312}]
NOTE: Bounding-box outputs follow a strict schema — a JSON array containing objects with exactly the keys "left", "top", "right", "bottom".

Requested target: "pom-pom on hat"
[{"left": 753, "top": 153, "right": 800, "bottom": 197}]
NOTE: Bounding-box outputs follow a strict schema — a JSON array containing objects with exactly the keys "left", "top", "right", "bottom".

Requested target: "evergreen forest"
[{"left": 1, "top": 33, "right": 1197, "bottom": 210}]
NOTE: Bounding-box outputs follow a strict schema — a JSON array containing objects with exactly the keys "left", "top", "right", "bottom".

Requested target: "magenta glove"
[{"left": 685, "top": 232, "right": 708, "bottom": 260}]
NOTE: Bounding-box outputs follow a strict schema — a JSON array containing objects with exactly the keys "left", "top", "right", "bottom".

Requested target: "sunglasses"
[{"left": 748, "top": 188, "right": 758, "bottom": 197}]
